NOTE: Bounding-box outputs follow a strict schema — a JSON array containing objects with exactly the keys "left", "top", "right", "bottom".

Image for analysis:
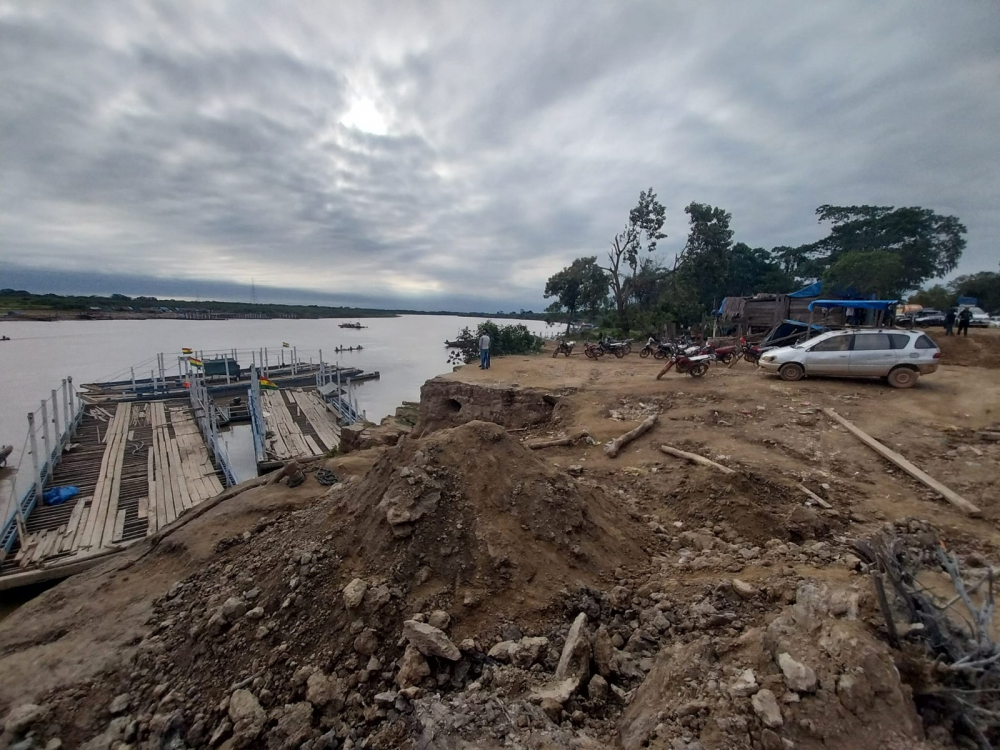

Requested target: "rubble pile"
[{"left": 0, "top": 410, "right": 993, "bottom": 749}]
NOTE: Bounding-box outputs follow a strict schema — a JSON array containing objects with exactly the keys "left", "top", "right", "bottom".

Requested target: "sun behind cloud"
[{"left": 339, "top": 97, "right": 388, "bottom": 136}]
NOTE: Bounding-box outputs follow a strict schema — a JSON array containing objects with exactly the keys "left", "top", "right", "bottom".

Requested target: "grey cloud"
[{"left": 1, "top": 1, "right": 998, "bottom": 310}]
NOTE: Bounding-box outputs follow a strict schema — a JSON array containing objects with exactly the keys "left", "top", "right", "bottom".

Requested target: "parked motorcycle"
[
  {"left": 655, "top": 351, "right": 715, "bottom": 379},
  {"left": 584, "top": 341, "right": 606, "bottom": 359},
  {"left": 700, "top": 341, "right": 739, "bottom": 364},
  {"left": 552, "top": 340, "right": 575, "bottom": 357},
  {"left": 728, "top": 338, "right": 766, "bottom": 368},
  {"left": 639, "top": 336, "right": 658, "bottom": 358}
]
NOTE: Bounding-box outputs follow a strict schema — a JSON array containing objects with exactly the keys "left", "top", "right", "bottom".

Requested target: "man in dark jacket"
[
  {"left": 957, "top": 307, "right": 973, "bottom": 337},
  {"left": 944, "top": 308, "right": 956, "bottom": 336}
]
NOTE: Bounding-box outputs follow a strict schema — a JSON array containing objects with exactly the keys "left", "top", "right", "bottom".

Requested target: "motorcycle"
[
  {"left": 583, "top": 341, "right": 606, "bottom": 359},
  {"left": 655, "top": 351, "right": 715, "bottom": 379},
  {"left": 639, "top": 336, "right": 658, "bottom": 358},
  {"left": 552, "top": 340, "right": 575, "bottom": 357},
  {"left": 700, "top": 341, "right": 739, "bottom": 365},
  {"left": 728, "top": 338, "right": 767, "bottom": 368}
]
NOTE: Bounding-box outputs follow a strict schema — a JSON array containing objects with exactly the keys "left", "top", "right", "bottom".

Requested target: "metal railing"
[
  {"left": 1, "top": 377, "right": 84, "bottom": 554},
  {"left": 188, "top": 371, "right": 237, "bottom": 488}
]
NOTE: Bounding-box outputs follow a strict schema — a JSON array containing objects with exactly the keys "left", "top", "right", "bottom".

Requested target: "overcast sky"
[{"left": 2, "top": 1, "right": 998, "bottom": 311}]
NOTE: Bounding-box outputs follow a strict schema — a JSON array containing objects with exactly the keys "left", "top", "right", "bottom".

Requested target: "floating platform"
[
  {"left": 0, "top": 401, "right": 225, "bottom": 589},
  {"left": 260, "top": 388, "right": 340, "bottom": 464}
]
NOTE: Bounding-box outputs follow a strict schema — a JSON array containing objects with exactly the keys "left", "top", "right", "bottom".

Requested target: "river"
[{"left": 0, "top": 314, "right": 554, "bottom": 533}]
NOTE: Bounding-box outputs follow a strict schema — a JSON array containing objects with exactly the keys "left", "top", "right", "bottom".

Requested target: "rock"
[
  {"left": 777, "top": 652, "right": 817, "bottom": 692},
  {"left": 364, "top": 584, "right": 391, "bottom": 611},
  {"left": 228, "top": 689, "right": 265, "bottom": 726},
  {"left": 246, "top": 606, "right": 265, "bottom": 621},
  {"left": 540, "top": 698, "right": 563, "bottom": 721},
  {"left": 531, "top": 677, "right": 580, "bottom": 705},
  {"left": 555, "top": 613, "right": 591, "bottom": 683},
  {"left": 306, "top": 672, "right": 345, "bottom": 710},
  {"left": 592, "top": 625, "right": 614, "bottom": 677},
  {"left": 837, "top": 671, "right": 874, "bottom": 715},
  {"left": 220, "top": 596, "right": 247, "bottom": 622},
  {"left": 588, "top": 674, "right": 609, "bottom": 703},
  {"left": 209, "top": 719, "right": 232, "bottom": 746},
  {"left": 396, "top": 644, "right": 432, "bottom": 688},
  {"left": 732, "top": 579, "right": 755, "bottom": 599},
  {"left": 402, "top": 620, "right": 461, "bottom": 660},
  {"left": 510, "top": 636, "right": 549, "bottom": 669},
  {"left": 109, "top": 693, "right": 131, "bottom": 715},
  {"left": 45, "top": 740, "right": 63, "bottom": 750},
  {"left": 427, "top": 610, "right": 451, "bottom": 630},
  {"left": 487, "top": 641, "right": 516, "bottom": 662},
  {"left": 353, "top": 628, "right": 379, "bottom": 656},
  {"left": 343, "top": 578, "right": 369, "bottom": 609},
  {"left": 728, "top": 669, "right": 758, "bottom": 697},
  {"left": 501, "top": 622, "right": 524, "bottom": 641},
  {"left": 374, "top": 691, "right": 398, "bottom": 705},
  {"left": 751, "top": 689, "right": 783, "bottom": 728},
  {"left": 270, "top": 702, "right": 314, "bottom": 747},
  {"left": 2, "top": 703, "right": 46, "bottom": 735}
]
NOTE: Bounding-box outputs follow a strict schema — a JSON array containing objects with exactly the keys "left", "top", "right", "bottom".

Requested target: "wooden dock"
[
  {"left": 260, "top": 388, "right": 340, "bottom": 463},
  {"left": 1, "top": 400, "right": 225, "bottom": 584}
]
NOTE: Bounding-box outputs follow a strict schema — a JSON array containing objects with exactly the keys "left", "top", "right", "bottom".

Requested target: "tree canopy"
[
  {"left": 822, "top": 249, "right": 906, "bottom": 299},
  {"left": 796, "top": 205, "right": 966, "bottom": 291},
  {"left": 543, "top": 257, "right": 607, "bottom": 331}
]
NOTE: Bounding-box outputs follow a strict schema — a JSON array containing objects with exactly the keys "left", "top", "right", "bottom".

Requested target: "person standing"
[
  {"left": 944, "top": 308, "right": 956, "bottom": 336},
  {"left": 478, "top": 332, "right": 491, "bottom": 369},
  {"left": 957, "top": 307, "right": 972, "bottom": 337}
]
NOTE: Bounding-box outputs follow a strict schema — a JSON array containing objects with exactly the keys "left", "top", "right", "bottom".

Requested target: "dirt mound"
[
  {"left": 412, "top": 377, "right": 565, "bottom": 437},
  {"left": 936, "top": 329, "right": 1000, "bottom": 368},
  {"left": 332, "top": 420, "right": 653, "bottom": 627}
]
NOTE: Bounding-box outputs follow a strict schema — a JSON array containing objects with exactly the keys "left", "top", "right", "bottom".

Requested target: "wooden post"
[
  {"left": 51, "top": 389, "right": 61, "bottom": 448},
  {"left": 28, "top": 413, "right": 43, "bottom": 501},
  {"left": 158, "top": 352, "right": 165, "bottom": 383},
  {"left": 40, "top": 399, "right": 52, "bottom": 474}
]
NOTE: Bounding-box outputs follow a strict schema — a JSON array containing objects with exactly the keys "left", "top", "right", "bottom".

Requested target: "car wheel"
[
  {"left": 779, "top": 363, "right": 805, "bottom": 382},
  {"left": 888, "top": 367, "right": 919, "bottom": 389}
]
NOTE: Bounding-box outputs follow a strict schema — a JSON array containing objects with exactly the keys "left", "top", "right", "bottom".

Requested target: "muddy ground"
[{"left": 0, "top": 329, "right": 998, "bottom": 750}]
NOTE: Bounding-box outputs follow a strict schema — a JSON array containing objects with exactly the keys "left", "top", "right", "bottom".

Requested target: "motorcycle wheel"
[
  {"left": 623, "top": 344, "right": 632, "bottom": 355},
  {"left": 614, "top": 348, "right": 625, "bottom": 358},
  {"left": 726, "top": 352, "right": 743, "bottom": 369},
  {"left": 653, "top": 350, "right": 667, "bottom": 360},
  {"left": 689, "top": 363, "right": 709, "bottom": 378},
  {"left": 640, "top": 347, "right": 651, "bottom": 358},
  {"left": 584, "top": 347, "right": 596, "bottom": 359},
  {"left": 719, "top": 354, "right": 733, "bottom": 365},
  {"left": 552, "top": 348, "right": 560, "bottom": 358}
]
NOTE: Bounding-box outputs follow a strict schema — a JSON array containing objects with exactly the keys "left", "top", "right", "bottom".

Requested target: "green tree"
[
  {"left": 727, "top": 243, "right": 796, "bottom": 296},
  {"left": 822, "top": 250, "right": 906, "bottom": 299},
  {"left": 949, "top": 270, "right": 1000, "bottom": 312},
  {"left": 543, "top": 257, "right": 608, "bottom": 333},
  {"left": 802, "top": 205, "right": 965, "bottom": 290},
  {"left": 908, "top": 284, "right": 954, "bottom": 310},
  {"left": 603, "top": 188, "right": 666, "bottom": 333}
]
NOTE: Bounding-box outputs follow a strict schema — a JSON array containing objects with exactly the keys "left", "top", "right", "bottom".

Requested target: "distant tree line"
[
  {"left": 0, "top": 289, "right": 549, "bottom": 321},
  {"left": 544, "top": 189, "right": 969, "bottom": 333}
]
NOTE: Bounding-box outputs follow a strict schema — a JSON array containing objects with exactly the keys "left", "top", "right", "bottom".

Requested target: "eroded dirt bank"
[{"left": 1, "top": 340, "right": 999, "bottom": 749}]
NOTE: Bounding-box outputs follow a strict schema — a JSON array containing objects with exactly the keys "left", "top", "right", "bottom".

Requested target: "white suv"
[{"left": 758, "top": 329, "right": 941, "bottom": 388}]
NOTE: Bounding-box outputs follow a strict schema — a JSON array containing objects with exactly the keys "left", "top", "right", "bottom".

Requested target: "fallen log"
[
  {"left": 823, "top": 408, "right": 981, "bottom": 518},
  {"left": 525, "top": 429, "right": 590, "bottom": 450},
  {"left": 797, "top": 483, "right": 832, "bottom": 509},
  {"left": 658, "top": 444, "right": 735, "bottom": 474},
  {"left": 605, "top": 414, "right": 658, "bottom": 458}
]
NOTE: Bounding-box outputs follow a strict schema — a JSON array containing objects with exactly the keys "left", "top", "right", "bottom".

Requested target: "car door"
[
  {"left": 804, "top": 333, "right": 853, "bottom": 375},
  {"left": 849, "top": 332, "right": 896, "bottom": 376}
]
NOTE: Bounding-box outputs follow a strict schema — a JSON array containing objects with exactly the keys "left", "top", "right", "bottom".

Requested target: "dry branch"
[
  {"left": 824, "top": 408, "right": 982, "bottom": 518},
  {"left": 604, "top": 414, "right": 657, "bottom": 458},
  {"left": 658, "top": 444, "right": 735, "bottom": 474},
  {"left": 525, "top": 429, "right": 590, "bottom": 450}
]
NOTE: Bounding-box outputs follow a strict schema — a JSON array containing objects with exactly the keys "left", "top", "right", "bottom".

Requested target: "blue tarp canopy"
[
  {"left": 788, "top": 281, "right": 822, "bottom": 298},
  {"left": 807, "top": 299, "right": 897, "bottom": 312}
]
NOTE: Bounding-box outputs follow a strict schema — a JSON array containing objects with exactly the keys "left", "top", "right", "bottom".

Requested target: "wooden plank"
[
  {"left": 61, "top": 502, "right": 85, "bottom": 553},
  {"left": 69, "top": 505, "right": 90, "bottom": 552},
  {"left": 823, "top": 408, "right": 982, "bottom": 518},
  {"left": 78, "top": 409, "right": 119, "bottom": 547},
  {"left": 112, "top": 508, "right": 126, "bottom": 543},
  {"left": 98, "top": 403, "right": 131, "bottom": 548},
  {"left": 137, "top": 496, "right": 149, "bottom": 520},
  {"left": 82, "top": 404, "right": 130, "bottom": 549}
]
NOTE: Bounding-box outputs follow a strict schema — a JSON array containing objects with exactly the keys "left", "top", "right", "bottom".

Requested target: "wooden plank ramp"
[{"left": 289, "top": 389, "right": 341, "bottom": 451}]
